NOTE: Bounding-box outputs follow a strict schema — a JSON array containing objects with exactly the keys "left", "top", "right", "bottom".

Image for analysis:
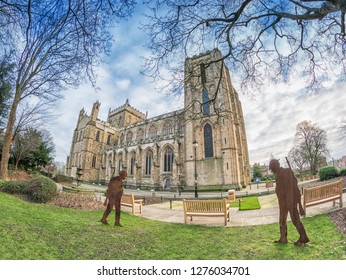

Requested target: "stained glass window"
[
  {"left": 202, "top": 87, "right": 210, "bottom": 115},
  {"left": 130, "top": 154, "right": 136, "bottom": 175},
  {"left": 164, "top": 147, "right": 174, "bottom": 172},
  {"left": 204, "top": 123, "right": 213, "bottom": 158},
  {"left": 200, "top": 63, "right": 207, "bottom": 84},
  {"left": 145, "top": 150, "right": 152, "bottom": 175}
]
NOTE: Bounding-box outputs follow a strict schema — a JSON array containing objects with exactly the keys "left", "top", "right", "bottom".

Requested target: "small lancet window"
[
  {"left": 202, "top": 87, "right": 210, "bottom": 116},
  {"left": 200, "top": 63, "right": 207, "bottom": 84}
]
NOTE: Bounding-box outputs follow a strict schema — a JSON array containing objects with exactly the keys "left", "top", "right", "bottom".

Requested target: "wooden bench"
[
  {"left": 121, "top": 193, "right": 143, "bottom": 215},
  {"left": 183, "top": 198, "right": 230, "bottom": 226},
  {"left": 303, "top": 179, "right": 343, "bottom": 213}
]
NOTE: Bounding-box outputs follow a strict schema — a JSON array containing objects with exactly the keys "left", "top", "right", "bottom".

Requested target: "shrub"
[
  {"left": 25, "top": 175, "right": 57, "bottom": 203},
  {"left": 339, "top": 168, "right": 346, "bottom": 177},
  {"left": 319, "top": 166, "right": 339, "bottom": 181},
  {"left": 1, "top": 180, "right": 29, "bottom": 194},
  {"left": 53, "top": 174, "right": 73, "bottom": 183},
  {"left": 0, "top": 179, "right": 4, "bottom": 190}
]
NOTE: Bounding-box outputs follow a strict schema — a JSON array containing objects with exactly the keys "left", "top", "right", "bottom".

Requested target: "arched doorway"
[{"left": 164, "top": 178, "right": 172, "bottom": 190}]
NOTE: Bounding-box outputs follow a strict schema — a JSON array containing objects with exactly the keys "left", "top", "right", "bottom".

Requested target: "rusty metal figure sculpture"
[
  {"left": 100, "top": 170, "right": 127, "bottom": 226},
  {"left": 269, "top": 158, "right": 309, "bottom": 246}
]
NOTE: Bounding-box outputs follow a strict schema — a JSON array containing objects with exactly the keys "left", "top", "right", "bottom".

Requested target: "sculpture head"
[
  {"left": 269, "top": 159, "right": 280, "bottom": 174},
  {"left": 119, "top": 170, "right": 127, "bottom": 180}
]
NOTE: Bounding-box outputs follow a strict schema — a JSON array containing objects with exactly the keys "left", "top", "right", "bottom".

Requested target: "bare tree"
[
  {"left": 293, "top": 120, "right": 329, "bottom": 174},
  {"left": 0, "top": 0, "right": 135, "bottom": 179},
  {"left": 142, "top": 0, "right": 346, "bottom": 95},
  {"left": 12, "top": 99, "right": 57, "bottom": 140},
  {"left": 288, "top": 144, "right": 308, "bottom": 173},
  {"left": 12, "top": 127, "right": 41, "bottom": 169}
]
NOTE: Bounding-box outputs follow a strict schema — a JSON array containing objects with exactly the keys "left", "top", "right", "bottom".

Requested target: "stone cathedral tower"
[
  {"left": 66, "top": 49, "right": 250, "bottom": 189},
  {"left": 183, "top": 49, "right": 250, "bottom": 188}
]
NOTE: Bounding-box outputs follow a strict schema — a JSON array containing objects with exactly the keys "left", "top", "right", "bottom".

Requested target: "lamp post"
[{"left": 193, "top": 140, "right": 198, "bottom": 198}]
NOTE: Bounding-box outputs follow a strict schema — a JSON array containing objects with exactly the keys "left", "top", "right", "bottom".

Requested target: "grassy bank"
[{"left": 0, "top": 192, "right": 345, "bottom": 260}]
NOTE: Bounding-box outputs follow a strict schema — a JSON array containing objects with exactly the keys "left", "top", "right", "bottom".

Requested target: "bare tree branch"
[
  {"left": 0, "top": 0, "right": 136, "bottom": 179},
  {"left": 142, "top": 0, "right": 346, "bottom": 97}
]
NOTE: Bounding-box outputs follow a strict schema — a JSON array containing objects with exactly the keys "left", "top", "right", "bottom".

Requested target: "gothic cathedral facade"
[{"left": 65, "top": 49, "right": 250, "bottom": 189}]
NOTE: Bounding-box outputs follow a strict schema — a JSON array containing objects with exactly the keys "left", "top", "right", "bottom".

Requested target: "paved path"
[
  {"left": 133, "top": 193, "right": 345, "bottom": 227},
  {"left": 120, "top": 186, "right": 346, "bottom": 227},
  {"left": 76, "top": 180, "right": 345, "bottom": 227}
]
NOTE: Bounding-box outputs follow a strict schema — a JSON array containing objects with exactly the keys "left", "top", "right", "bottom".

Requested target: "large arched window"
[
  {"left": 164, "top": 147, "right": 174, "bottom": 172},
  {"left": 202, "top": 87, "right": 210, "bottom": 115},
  {"left": 204, "top": 123, "right": 213, "bottom": 158},
  {"left": 145, "top": 150, "right": 153, "bottom": 175}
]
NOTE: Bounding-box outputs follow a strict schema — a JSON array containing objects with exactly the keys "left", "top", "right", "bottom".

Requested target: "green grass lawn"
[
  {"left": 230, "top": 196, "right": 261, "bottom": 210},
  {"left": 0, "top": 192, "right": 345, "bottom": 260}
]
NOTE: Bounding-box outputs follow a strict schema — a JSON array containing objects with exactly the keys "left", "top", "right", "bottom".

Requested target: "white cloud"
[
  {"left": 242, "top": 81, "right": 346, "bottom": 165},
  {"left": 114, "top": 79, "right": 131, "bottom": 90},
  {"left": 48, "top": 8, "right": 346, "bottom": 166}
]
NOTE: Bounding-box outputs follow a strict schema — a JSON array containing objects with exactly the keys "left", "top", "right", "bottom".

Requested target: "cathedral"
[{"left": 65, "top": 49, "right": 250, "bottom": 190}]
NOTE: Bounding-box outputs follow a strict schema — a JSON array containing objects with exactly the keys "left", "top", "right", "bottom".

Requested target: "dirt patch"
[
  {"left": 300, "top": 176, "right": 346, "bottom": 190},
  {"left": 47, "top": 192, "right": 170, "bottom": 210},
  {"left": 329, "top": 208, "right": 346, "bottom": 236},
  {"left": 8, "top": 170, "right": 32, "bottom": 180},
  {"left": 48, "top": 192, "right": 105, "bottom": 210}
]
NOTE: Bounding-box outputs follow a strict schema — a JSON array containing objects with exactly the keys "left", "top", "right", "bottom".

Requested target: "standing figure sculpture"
[
  {"left": 269, "top": 159, "right": 309, "bottom": 246},
  {"left": 100, "top": 170, "right": 127, "bottom": 226}
]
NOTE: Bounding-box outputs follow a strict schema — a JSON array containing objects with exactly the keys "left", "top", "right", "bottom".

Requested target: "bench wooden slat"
[
  {"left": 183, "top": 198, "right": 230, "bottom": 226},
  {"left": 121, "top": 193, "right": 143, "bottom": 215},
  {"left": 303, "top": 179, "right": 343, "bottom": 213}
]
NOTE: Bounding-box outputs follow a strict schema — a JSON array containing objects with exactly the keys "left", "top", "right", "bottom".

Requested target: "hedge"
[{"left": 319, "top": 166, "right": 339, "bottom": 181}]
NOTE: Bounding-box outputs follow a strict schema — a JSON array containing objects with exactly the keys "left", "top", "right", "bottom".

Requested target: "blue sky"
[{"left": 50, "top": 6, "right": 346, "bottom": 167}]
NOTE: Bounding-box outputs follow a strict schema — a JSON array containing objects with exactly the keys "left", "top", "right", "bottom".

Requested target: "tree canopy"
[
  {"left": 0, "top": 0, "right": 136, "bottom": 179},
  {"left": 142, "top": 0, "right": 346, "bottom": 95},
  {"left": 12, "top": 128, "right": 55, "bottom": 170},
  {"left": 290, "top": 120, "right": 329, "bottom": 174}
]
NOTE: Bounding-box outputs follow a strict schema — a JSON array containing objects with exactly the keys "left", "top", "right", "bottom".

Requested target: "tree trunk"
[
  {"left": 0, "top": 89, "right": 22, "bottom": 180},
  {"left": 15, "top": 157, "right": 20, "bottom": 170}
]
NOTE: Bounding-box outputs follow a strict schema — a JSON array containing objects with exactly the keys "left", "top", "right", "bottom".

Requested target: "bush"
[
  {"left": 339, "top": 168, "right": 346, "bottom": 176},
  {"left": 319, "top": 166, "right": 339, "bottom": 181},
  {"left": 0, "top": 179, "right": 4, "bottom": 190},
  {"left": 53, "top": 174, "right": 73, "bottom": 183},
  {"left": 1, "top": 180, "right": 29, "bottom": 194},
  {"left": 25, "top": 175, "right": 57, "bottom": 203}
]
